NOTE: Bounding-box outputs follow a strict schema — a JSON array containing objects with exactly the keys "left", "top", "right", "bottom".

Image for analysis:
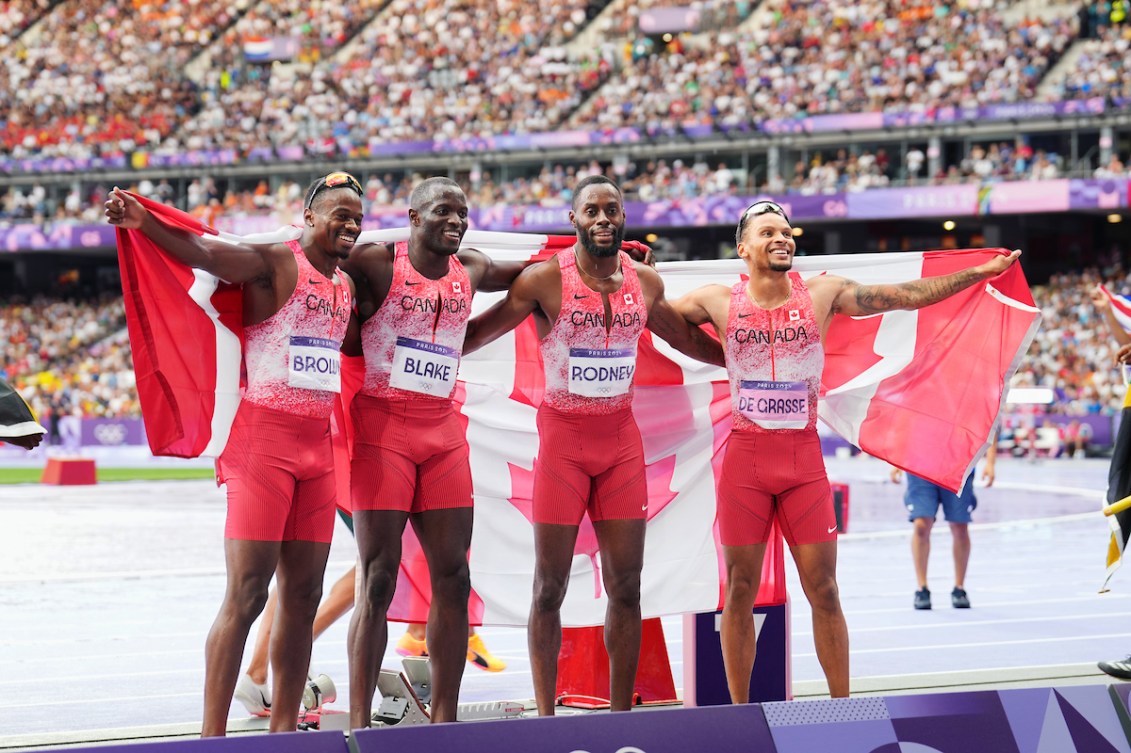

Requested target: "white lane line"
[
  {"left": 794, "top": 631, "right": 1131, "bottom": 658},
  {"left": 0, "top": 559, "right": 358, "bottom": 585}
]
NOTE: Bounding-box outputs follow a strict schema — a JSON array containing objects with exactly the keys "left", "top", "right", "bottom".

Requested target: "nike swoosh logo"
[
  {"left": 405, "top": 281, "right": 421, "bottom": 286},
  {"left": 573, "top": 294, "right": 587, "bottom": 299},
  {"left": 827, "top": 525, "right": 839, "bottom": 534},
  {"left": 737, "top": 312, "right": 752, "bottom": 318},
  {"left": 308, "top": 279, "right": 321, "bottom": 285}
]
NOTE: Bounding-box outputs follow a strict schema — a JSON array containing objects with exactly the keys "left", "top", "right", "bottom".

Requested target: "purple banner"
[
  {"left": 80, "top": 418, "right": 147, "bottom": 447},
  {"left": 0, "top": 154, "right": 128, "bottom": 174},
  {"left": 0, "top": 223, "right": 117, "bottom": 252},
  {"left": 846, "top": 184, "right": 979, "bottom": 219},
  {"left": 762, "top": 111, "right": 884, "bottom": 135},
  {"left": 467, "top": 193, "right": 848, "bottom": 232},
  {"left": 986, "top": 179, "right": 1070, "bottom": 214},
  {"left": 353, "top": 704, "right": 776, "bottom": 753},
  {"left": 766, "top": 97, "right": 1110, "bottom": 135},
  {"left": 28, "top": 730, "right": 347, "bottom": 753},
  {"left": 1069, "top": 177, "right": 1129, "bottom": 210},
  {"left": 639, "top": 6, "right": 702, "bottom": 34},
  {"left": 137, "top": 148, "right": 239, "bottom": 169}
]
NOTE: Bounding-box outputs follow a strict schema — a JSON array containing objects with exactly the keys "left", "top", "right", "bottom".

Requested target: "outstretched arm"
[
  {"left": 1090, "top": 284, "right": 1131, "bottom": 347},
  {"left": 463, "top": 265, "right": 543, "bottom": 355},
  {"left": 105, "top": 187, "right": 272, "bottom": 283},
  {"left": 641, "top": 270, "right": 725, "bottom": 367},
  {"left": 827, "top": 249, "right": 1021, "bottom": 317}
]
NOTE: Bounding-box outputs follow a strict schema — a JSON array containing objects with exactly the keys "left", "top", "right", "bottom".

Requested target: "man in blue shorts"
[{"left": 891, "top": 439, "right": 996, "bottom": 610}]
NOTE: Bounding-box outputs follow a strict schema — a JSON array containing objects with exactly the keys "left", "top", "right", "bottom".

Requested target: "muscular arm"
[
  {"left": 105, "top": 188, "right": 272, "bottom": 283},
  {"left": 826, "top": 249, "right": 1021, "bottom": 317},
  {"left": 639, "top": 268, "right": 725, "bottom": 367},
  {"left": 463, "top": 265, "right": 544, "bottom": 355},
  {"left": 341, "top": 242, "right": 395, "bottom": 321}
]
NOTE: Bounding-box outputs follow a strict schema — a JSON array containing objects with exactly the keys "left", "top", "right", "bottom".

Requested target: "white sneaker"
[{"left": 234, "top": 674, "right": 272, "bottom": 717}]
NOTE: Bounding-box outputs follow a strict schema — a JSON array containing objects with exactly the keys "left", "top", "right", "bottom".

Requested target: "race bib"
[
  {"left": 568, "top": 347, "right": 636, "bottom": 398},
  {"left": 288, "top": 336, "right": 341, "bottom": 393},
  {"left": 389, "top": 336, "right": 459, "bottom": 398},
  {"left": 737, "top": 380, "right": 809, "bottom": 429}
]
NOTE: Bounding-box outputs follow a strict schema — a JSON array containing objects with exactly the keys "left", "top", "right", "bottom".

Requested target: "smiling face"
[
  {"left": 738, "top": 212, "right": 796, "bottom": 273},
  {"left": 409, "top": 185, "right": 469, "bottom": 257},
  {"left": 305, "top": 188, "right": 363, "bottom": 260},
  {"left": 570, "top": 182, "right": 626, "bottom": 259}
]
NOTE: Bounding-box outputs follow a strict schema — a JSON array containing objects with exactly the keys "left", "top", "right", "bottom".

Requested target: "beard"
[
  {"left": 768, "top": 257, "right": 793, "bottom": 272},
  {"left": 579, "top": 224, "right": 625, "bottom": 258}
]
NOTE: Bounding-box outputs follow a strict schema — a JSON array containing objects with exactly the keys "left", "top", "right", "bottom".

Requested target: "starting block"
[
  {"left": 371, "top": 657, "right": 524, "bottom": 726},
  {"left": 41, "top": 457, "right": 96, "bottom": 485}
]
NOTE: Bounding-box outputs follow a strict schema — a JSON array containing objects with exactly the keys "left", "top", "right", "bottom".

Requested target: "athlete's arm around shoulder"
[
  {"left": 340, "top": 241, "right": 395, "bottom": 321},
  {"left": 670, "top": 282, "right": 732, "bottom": 338},
  {"left": 463, "top": 258, "right": 556, "bottom": 355},
  {"left": 636, "top": 264, "right": 726, "bottom": 367},
  {"left": 104, "top": 187, "right": 281, "bottom": 284},
  {"left": 457, "top": 247, "right": 527, "bottom": 293},
  {"left": 806, "top": 249, "right": 1022, "bottom": 325}
]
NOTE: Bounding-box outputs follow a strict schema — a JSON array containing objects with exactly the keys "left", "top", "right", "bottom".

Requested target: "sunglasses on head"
[
  {"left": 305, "top": 171, "right": 363, "bottom": 208},
  {"left": 741, "top": 200, "right": 789, "bottom": 223}
]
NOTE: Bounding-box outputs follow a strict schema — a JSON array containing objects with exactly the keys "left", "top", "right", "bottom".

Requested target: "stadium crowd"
[
  {"left": 2, "top": 0, "right": 1128, "bottom": 167},
  {"left": 1, "top": 296, "right": 139, "bottom": 422}
]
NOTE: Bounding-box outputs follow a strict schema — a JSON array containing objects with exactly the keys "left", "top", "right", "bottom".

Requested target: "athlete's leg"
[
  {"left": 529, "top": 523, "right": 581, "bottom": 715},
  {"left": 348, "top": 509, "right": 410, "bottom": 729},
  {"left": 790, "top": 540, "right": 849, "bottom": 697},
  {"left": 720, "top": 543, "right": 767, "bottom": 704},
  {"left": 410, "top": 507, "right": 474, "bottom": 722},
  {"left": 593, "top": 518, "right": 646, "bottom": 711},
  {"left": 202, "top": 539, "right": 280, "bottom": 736},
  {"left": 245, "top": 589, "right": 278, "bottom": 686},
  {"left": 268, "top": 539, "right": 331, "bottom": 732},
  {"left": 911, "top": 516, "right": 934, "bottom": 589},
  {"left": 950, "top": 522, "right": 970, "bottom": 589}
]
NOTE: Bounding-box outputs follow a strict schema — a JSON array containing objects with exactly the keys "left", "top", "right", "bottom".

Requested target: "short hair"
[
  {"left": 410, "top": 176, "right": 461, "bottom": 210},
  {"left": 571, "top": 175, "right": 621, "bottom": 211},
  {"left": 304, "top": 171, "right": 363, "bottom": 210}
]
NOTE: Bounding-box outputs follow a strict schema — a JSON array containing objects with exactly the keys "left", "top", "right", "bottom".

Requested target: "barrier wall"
[{"left": 32, "top": 684, "right": 1131, "bottom": 753}]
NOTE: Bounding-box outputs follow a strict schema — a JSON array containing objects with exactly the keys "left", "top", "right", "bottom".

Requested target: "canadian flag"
[{"left": 116, "top": 195, "right": 1039, "bottom": 625}]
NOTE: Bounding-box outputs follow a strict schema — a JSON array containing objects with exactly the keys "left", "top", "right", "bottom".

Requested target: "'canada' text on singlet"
[
  {"left": 733, "top": 325, "right": 810, "bottom": 345},
  {"left": 569, "top": 310, "right": 642, "bottom": 330}
]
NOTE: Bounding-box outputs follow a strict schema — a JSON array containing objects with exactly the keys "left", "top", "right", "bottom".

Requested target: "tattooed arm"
[{"left": 816, "top": 249, "right": 1021, "bottom": 318}]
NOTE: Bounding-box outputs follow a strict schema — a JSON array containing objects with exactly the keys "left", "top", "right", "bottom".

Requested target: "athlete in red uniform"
[
  {"left": 674, "top": 200, "right": 1020, "bottom": 702},
  {"left": 340, "top": 177, "right": 526, "bottom": 726},
  {"left": 105, "top": 173, "right": 361, "bottom": 735},
  {"left": 464, "top": 175, "right": 724, "bottom": 715}
]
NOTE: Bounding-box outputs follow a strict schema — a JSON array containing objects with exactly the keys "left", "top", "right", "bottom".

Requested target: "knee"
[
  {"left": 357, "top": 559, "right": 398, "bottom": 610},
  {"left": 282, "top": 579, "right": 324, "bottom": 619},
  {"left": 603, "top": 569, "right": 641, "bottom": 609},
  {"left": 224, "top": 574, "right": 272, "bottom": 624},
  {"left": 724, "top": 567, "right": 760, "bottom": 606},
  {"left": 806, "top": 575, "right": 842, "bottom": 613},
  {"left": 912, "top": 518, "right": 933, "bottom": 539},
  {"left": 431, "top": 560, "right": 471, "bottom": 606},
  {"left": 531, "top": 572, "right": 569, "bottom": 613}
]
